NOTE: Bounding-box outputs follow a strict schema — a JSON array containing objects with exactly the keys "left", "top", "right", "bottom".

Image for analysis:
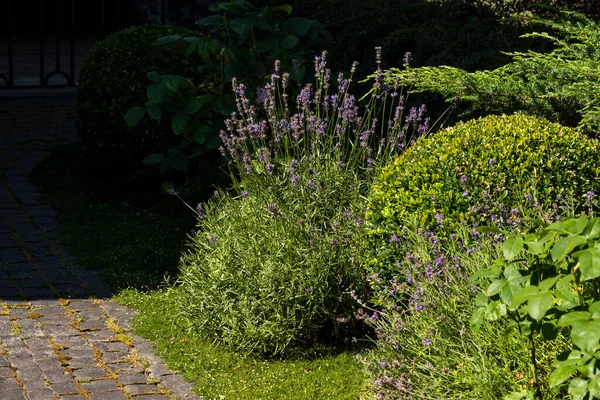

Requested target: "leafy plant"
[
  {"left": 377, "top": 11, "right": 600, "bottom": 133},
  {"left": 76, "top": 24, "right": 203, "bottom": 181},
  {"left": 127, "top": 0, "right": 331, "bottom": 195},
  {"left": 365, "top": 114, "right": 600, "bottom": 291},
  {"left": 175, "top": 51, "right": 428, "bottom": 355},
  {"left": 359, "top": 219, "right": 549, "bottom": 399},
  {"left": 472, "top": 215, "right": 600, "bottom": 399}
]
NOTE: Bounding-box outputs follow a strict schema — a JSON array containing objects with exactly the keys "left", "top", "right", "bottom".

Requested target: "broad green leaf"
[
  {"left": 554, "top": 286, "right": 581, "bottom": 311},
  {"left": 558, "top": 312, "right": 591, "bottom": 327},
  {"left": 125, "top": 107, "right": 145, "bottom": 127},
  {"left": 566, "top": 216, "right": 589, "bottom": 235},
  {"left": 142, "top": 153, "right": 164, "bottom": 165},
  {"left": 519, "top": 320, "right": 533, "bottom": 336},
  {"left": 589, "top": 301, "right": 600, "bottom": 318},
  {"left": 578, "top": 248, "right": 600, "bottom": 281},
  {"left": 281, "top": 17, "right": 313, "bottom": 37},
  {"left": 485, "top": 301, "right": 506, "bottom": 321},
  {"left": 527, "top": 291, "right": 553, "bottom": 321},
  {"left": 230, "top": 18, "right": 254, "bottom": 35},
  {"left": 145, "top": 102, "right": 162, "bottom": 121},
  {"left": 503, "top": 265, "right": 523, "bottom": 282},
  {"left": 205, "top": 134, "right": 222, "bottom": 149},
  {"left": 475, "top": 291, "right": 489, "bottom": 307},
  {"left": 184, "top": 99, "right": 202, "bottom": 114},
  {"left": 153, "top": 35, "right": 182, "bottom": 46},
  {"left": 487, "top": 279, "right": 506, "bottom": 297},
  {"left": 147, "top": 71, "right": 161, "bottom": 83},
  {"left": 282, "top": 35, "right": 300, "bottom": 49},
  {"left": 171, "top": 114, "right": 189, "bottom": 135},
  {"left": 271, "top": 4, "right": 293, "bottom": 14},
  {"left": 583, "top": 218, "right": 600, "bottom": 239},
  {"left": 501, "top": 283, "right": 516, "bottom": 305},
  {"left": 503, "top": 391, "right": 535, "bottom": 400},
  {"left": 546, "top": 220, "right": 565, "bottom": 232},
  {"left": 571, "top": 320, "right": 600, "bottom": 354},
  {"left": 255, "top": 39, "right": 275, "bottom": 53},
  {"left": 247, "top": 57, "right": 266, "bottom": 77},
  {"left": 147, "top": 84, "right": 166, "bottom": 103},
  {"left": 551, "top": 235, "right": 587, "bottom": 262},
  {"left": 470, "top": 307, "right": 485, "bottom": 332},
  {"left": 471, "top": 267, "right": 503, "bottom": 281},
  {"left": 538, "top": 275, "right": 562, "bottom": 291},
  {"left": 589, "top": 374, "right": 600, "bottom": 398},
  {"left": 568, "top": 378, "right": 588, "bottom": 400},
  {"left": 195, "top": 15, "right": 224, "bottom": 28},
  {"left": 503, "top": 236, "right": 524, "bottom": 260},
  {"left": 169, "top": 152, "right": 189, "bottom": 172},
  {"left": 548, "top": 364, "right": 577, "bottom": 387},
  {"left": 510, "top": 286, "right": 539, "bottom": 308},
  {"left": 193, "top": 125, "right": 212, "bottom": 145}
]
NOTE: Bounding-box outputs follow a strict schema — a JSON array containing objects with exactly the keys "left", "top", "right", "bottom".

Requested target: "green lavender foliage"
[{"left": 378, "top": 11, "right": 600, "bottom": 133}]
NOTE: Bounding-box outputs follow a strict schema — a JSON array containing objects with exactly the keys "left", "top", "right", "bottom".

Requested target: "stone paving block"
[
  {"left": 105, "top": 363, "right": 145, "bottom": 375},
  {"left": 42, "top": 324, "right": 81, "bottom": 338},
  {"left": 101, "top": 351, "right": 129, "bottom": 364},
  {"left": 50, "top": 380, "right": 81, "bottom": 395},
  {"left": 94, "top": 342, "right": 129, "bottom": 353},
  {"left": 79, "top": 319, "right": 107, "bottom": 332},
  {"left": 68, "top": 300, "right": 99, "bottom": 311},
  {"left": 20, "top": 378, "right": 48, "bottom": 392},
  {"left": 77, "top": 308, "right": 106, "bottom": 320},
  {"left": 84, "top": 330, "right": 115, "bottom": 342},
  {"left": 35, "top": 305, "right": 66, "bottom": 315},
  {"left": 158, "top": 374, "right": 196, "bottom": 398},
  {"left": 26, "top": 388, "right": 56, "bottom": 400},
  {"left": 73, "top": 367, "right": 109, "bottom": 380},
  {"left": 132, "top": 396, "right": 172, "bottom": 400},
  {"left": 15, "top": 365, "right": 45, "bottom": 380},
  {"left": 38, "top": 314, "right": 72, "bottom": 325},
  {"left": 78, "top": 379, "right": 120, "bottom": 392},
  {"left": 0, "top": 355, "right": 10, "bottom": 367},
  {"left": 117, "top": 372, "right": 149, "bottom": 385},
  {"left": 34, "top": 357, "right": 63, "bottom": 372},
  {"left": 43, "top": 370, "right": 74, "bottom": 383},
  {"left": 89, "top": 391, "right": 129, "bottom": 400},
  {"left": 1, "top": 388, "right": 26, "bottom": 400},
  {"left": 67, "top": 357, "right": 102, "bottom": 370},
  {"left": 8, "top": 308, "right": 30, "bottom": 319},
  {"left": 146, "top": 362, "right": 171, "bottom": 378},
  {"left": 61, "top": 396, "right": 87, "bottom": 400},
  {"left": 0, "top": 365, "right": 14, "bottom": 377},
  {"left": 55, "top": 335, "right": 88, "bottom": 348},
  {"left": 13, "top": 277, "right": 47, "bottom": 288},
  {"left": 124, "top": 383, "right": 160, "bottom": 395}
]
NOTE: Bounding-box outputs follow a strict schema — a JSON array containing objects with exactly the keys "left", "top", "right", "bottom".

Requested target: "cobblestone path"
[{"left": 0, "top": 96, "right": 198, "bottom": 400}]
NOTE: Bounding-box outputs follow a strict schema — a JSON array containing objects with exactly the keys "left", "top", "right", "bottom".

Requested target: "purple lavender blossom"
[
  {"left": 422, "top": 338, "right": 431, "bottom": 347},
  {"left": 209, "top": 234, "right": 216, "bottom": 245}
]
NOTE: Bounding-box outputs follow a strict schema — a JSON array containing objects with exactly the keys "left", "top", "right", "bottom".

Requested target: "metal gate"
[{"left": 0, "top": 0, "right": 207, "bottom": 90}]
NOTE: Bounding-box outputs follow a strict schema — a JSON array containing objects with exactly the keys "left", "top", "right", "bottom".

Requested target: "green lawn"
[{"left": 31, "top": 143, "right": 370, "bottom": 399}]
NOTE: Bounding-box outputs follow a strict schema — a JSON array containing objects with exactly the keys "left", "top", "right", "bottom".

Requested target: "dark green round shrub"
[
  {"left": 76, "top": 24, "right": 202, "bottom": 176},
  {"left": 365, "top": 114, "right": 600, "bottom": 281}
]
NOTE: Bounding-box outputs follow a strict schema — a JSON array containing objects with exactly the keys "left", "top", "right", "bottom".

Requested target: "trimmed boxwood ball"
[
  {"left": 76, "top": 24, "right": 202, "bottom": 176},
  {"left": 365, "top": 114, "right": 600, "bottom": 282}
]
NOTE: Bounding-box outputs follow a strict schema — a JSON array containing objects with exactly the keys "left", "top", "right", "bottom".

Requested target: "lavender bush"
[
  {"left": 359, "top": 218, "right": 572, "bottom": 399},
  {"left": 175, "top": 50, "right": 431, "bottom": 355}
]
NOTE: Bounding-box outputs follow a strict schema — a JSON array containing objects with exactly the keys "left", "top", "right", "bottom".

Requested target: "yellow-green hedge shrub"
[{"left": 365, "top": 114, "right": 600, "bottom": 283}]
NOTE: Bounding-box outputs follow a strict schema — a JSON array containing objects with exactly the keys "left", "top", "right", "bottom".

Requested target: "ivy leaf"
[
  {"left": 549, "top": 364, "right": 577, "bottom": 387},
  {"left": 171, "top": 114, "right": 189, "bottom": 135},
  {"left": 566, "top": 216, "right": 589, "bottom": 235},
  {"left": 551, "top": 235, "right": 587, "bottom": 262},
  {"left": 503, "top": 236, "right": 524, "bottom": 260},
  {"left": 538, "top": 275, "right": 562, "bottom": 291},
  {"left": 578, "top": 248, "right": 600, "bottom": 281},
  {"left": 282, "top": 35, "right": 300, "bottom": 49},
  {"left": 527, "top": 291, "right": 553, "bottom": 321},
  {"left": 125, "top": 107, "right": 145, "bottom": 127}
]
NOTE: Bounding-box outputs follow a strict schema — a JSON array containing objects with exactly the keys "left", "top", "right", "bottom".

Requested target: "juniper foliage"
[{"left": 378, "top": 11, "right": 600, "bottom": 134}]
